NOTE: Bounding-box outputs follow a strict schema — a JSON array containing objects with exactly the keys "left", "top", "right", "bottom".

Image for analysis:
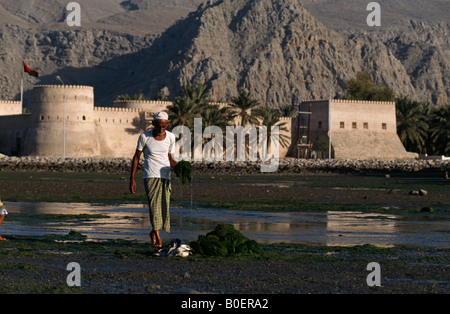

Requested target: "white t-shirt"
[{"left": 136, "top": 130, "right": 176, "bottom": 179}]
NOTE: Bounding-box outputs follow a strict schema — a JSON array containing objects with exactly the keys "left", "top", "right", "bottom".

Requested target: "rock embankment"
[{"left": 0, "top": 156, "right": 448, "bottom": 175}]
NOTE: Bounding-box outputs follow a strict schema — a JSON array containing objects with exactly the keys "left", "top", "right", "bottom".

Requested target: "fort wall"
[
  {"left": 0, "top": 114, "right": 31, "bottom": 156},
  {"left": 0, "top": 85, "right": 414, "bottom": 160},
  {"left": 93, "top": 107, "right": 150, "bottom": 157},
  {"left": 329, "top": 99, "right": 396, "bottom": 133},
  {"left": 30, "top": 85, "right": 94, "bottom": 119},
  {"left": 23, "top": 85, "right": 99, "bottom": 157},
  {"left": 0, "top": 101, "right": 22, "bottom": 116},
  {"left": 299, "top": 99, "right": 411, "bottom": 159},
  {"left": 113, "top": 100, "right": 171, "bottom": 112}
]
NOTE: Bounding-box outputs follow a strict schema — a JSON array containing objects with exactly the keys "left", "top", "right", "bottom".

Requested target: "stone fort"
[{"left": 0, "top": 84, "right": 414, "bottom": 160}]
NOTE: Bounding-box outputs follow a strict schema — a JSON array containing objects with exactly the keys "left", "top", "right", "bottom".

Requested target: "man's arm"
[{"left": 129, "top": 149, "right": 142, "bottom": 194}]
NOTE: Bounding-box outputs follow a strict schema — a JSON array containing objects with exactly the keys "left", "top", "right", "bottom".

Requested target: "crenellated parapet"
[
  {"left": 301, "top": 99, "right": 396, "bottom": 106},
  {"left": 113, "top": 100, "right": 171, "bottom": 112},
  {"left": 331, "top": 99, "right": 395, "bottom": 106},
  {"left": 278, "top": 116, "right": 294, "bottom": 121},
  {"left": 0, "top": 100, "right": 22, "bottom": 116},
  {"left": 0, "top": 100, "right": 22, "bottom": 105},
  {"left": 94, "top": 106, "right": 146, "bottom": 113}
]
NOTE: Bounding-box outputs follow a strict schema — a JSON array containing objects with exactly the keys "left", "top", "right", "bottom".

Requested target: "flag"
[{"left": 23, "top": 61, "right": 39, "bottom": 77}]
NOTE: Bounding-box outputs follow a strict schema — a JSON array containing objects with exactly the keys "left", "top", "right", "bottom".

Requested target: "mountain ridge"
[
  {"left": 0, "top": 0, "right": 448, "bottom": 106},
  {"left": 107, "top": 0, "right": 447, "bottom": 105}
]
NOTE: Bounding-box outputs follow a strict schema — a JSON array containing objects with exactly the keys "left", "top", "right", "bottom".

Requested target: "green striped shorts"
[{"left": 143, "top": 178, "right": 171, "bottom": 233}]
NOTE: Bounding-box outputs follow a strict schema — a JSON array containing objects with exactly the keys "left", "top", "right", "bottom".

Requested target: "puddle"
[{"left": 2, "top": 201, "right": 450, "bottom": 248}]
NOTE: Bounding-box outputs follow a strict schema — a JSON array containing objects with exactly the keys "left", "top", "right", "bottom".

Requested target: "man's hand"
[
  {"left": 129, "top": 179, "right": 137, "bottom": 194},
  {"left": 130, "top": 149, "right": 142, "bottom": 194},
  {"left": 168, "top": 153, "right": 177, "bottom": 168}
]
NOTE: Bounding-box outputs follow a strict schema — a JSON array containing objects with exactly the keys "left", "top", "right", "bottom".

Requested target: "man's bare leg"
[
  {"left": 150, "top": 230, "right": 162, "bottom": 248},
  {"left": 154, "top": 230, "right": 162, "bottom": 248},
  {"left": 150, "top": 230, "right": 157, "bottom": 247}
]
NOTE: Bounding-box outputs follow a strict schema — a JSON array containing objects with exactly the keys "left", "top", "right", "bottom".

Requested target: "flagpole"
[
  {"left": 20, "top": 63, "right": 24, "bottom": 111},
  {"left": 20, "top": 76, "right": 23, "bottom": 111}
]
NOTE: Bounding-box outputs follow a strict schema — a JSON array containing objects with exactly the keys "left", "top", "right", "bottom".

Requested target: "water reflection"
[{"left": 2, "top": 202, "right": 450, "bottom": 248}]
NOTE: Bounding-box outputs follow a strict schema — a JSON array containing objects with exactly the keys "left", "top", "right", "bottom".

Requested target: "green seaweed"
[
  {"left": 173, "top": 160, "right": 192, "bottom": 185},
  {"left": 190, "top": 224, "right": 264, "bottom": 257}
]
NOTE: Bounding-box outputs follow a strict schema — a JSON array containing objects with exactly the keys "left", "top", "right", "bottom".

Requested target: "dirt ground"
[{"left": 1, "top": 235, "right": 449, "bottom": 295}]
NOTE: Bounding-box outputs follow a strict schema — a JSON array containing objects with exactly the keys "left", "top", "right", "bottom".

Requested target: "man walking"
[{"left": 129, "top": 112, "right": 177, "bottom": 248}]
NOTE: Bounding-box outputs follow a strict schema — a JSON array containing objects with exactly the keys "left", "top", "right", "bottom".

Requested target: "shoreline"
[{"left": 1, "top": 156, "right": 449, "bottom": 175}]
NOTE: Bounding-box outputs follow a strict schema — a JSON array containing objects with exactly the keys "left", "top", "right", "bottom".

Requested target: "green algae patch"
[
  {"left": 41, "top": 230, "right": 87, "bottom": 240},
  {"left": 173, "top": 160, "right": 193, "bottom": 185},
  {"left": 190, "top": 224, "right": 264, "bottom": 257},
  {"left": 0, "top": 231, "right": 156, "bottom": 260}
]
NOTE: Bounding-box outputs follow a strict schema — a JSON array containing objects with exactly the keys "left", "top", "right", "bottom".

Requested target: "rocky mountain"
[
  {"left": 0, "top": 0, "right": 205, "bottom": 34},
  {"left": 0, "top": 0, "right": 448, "bottom": 107},
  {"left": 111, "top": 0, "right": 449, "bottom": 105},
  {"left": 382, "top": 21, "right": 450, "bottom": 105},
  {"left": 0, "top": 0, "right": 204, "bottom": 104},
  {"left": 301, "top": 0, "right": 449, "bottom": 31}
]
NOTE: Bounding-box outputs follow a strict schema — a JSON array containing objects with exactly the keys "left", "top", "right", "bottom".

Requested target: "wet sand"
[
  {"left": 0, "top": 170, "right": 449, "bottom": 294},
  {"left": 0, "top": 170, "right": 448, "bottom": 208},
  {"left": 1, "top": 233, "right": 449, "bottom": 294}
]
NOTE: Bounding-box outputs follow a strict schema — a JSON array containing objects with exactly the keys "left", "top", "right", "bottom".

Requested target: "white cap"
[{"left": 153, "top": 111, "right": 169, "bottom": 120}]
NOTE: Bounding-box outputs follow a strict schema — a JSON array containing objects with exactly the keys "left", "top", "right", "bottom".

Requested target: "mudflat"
[
  {"left": 0, "top": 169, "right": 449, "bottom": 294},
  {"left": 0, "top": 169, "right": 448, "bottom": 210}
]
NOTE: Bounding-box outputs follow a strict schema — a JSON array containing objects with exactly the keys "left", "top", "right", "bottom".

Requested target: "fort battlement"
[
  {"left": 113, "top": 100, "right": 171, "bottom": 111},
  {"left": 0, "top": 100, "right": 21, "bottom": 105},
  {"left": 94, "top": 106, "right": 146, "bottom": 113},
  {"left": 332, "top": 99, "right": 395, "bottom": 106},
  {"left": 34, "top": 85, "right": 94, "bottom": 90},
  {"left": 301, "top": 99, "right": 396, "bottom": 106},
  {"left": 0, "top": 100, "right": 22, "bottom": 116},
  {"left": 92, "top": 106, "right": 151, "bottom": 125},
  {"left": 300, "top": 99, "right": 330, "bottom": 103},
  {"left": 113, "top": 100, "right": 172, "bottom": 105},
  {"left": 31, "top": 85, "right": 94, "bottom": 119}
]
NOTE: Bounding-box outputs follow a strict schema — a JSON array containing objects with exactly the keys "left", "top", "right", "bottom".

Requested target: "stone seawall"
[{"left": 0, "top": 156, "right": 448, "bottom": 175}]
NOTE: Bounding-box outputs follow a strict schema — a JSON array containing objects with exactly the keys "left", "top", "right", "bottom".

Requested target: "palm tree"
[
  {"left": 229, "top": 90, "right": 261, "bottom": 126},
  {"left": 428, "top": 104, "right": 450, "bottom": 155},
  {"left": 277, "top": 104, "right": 298, "bottom": 117},
  {"left": 199, "top": 104, "right": 234, "bottom": 156},
  {"left": 166, "top": 84, "right": 212, "bottom": 129},
  {"left": 255, "top": 106, "right": 290, "bottom": 148},
  {"left": 182, "top": 84, "right": 210, "bottom": 108},
  {"left": 156, "top": 92, "right": 169, "bottom": 101},
  {"left": 200, "top": 104, "right": 233, "bottom": 130},
  {"left": 166, "top": 95, "right": 199, "bottom": 129},
  {"left": 396, "top": 96, "right": 429, "bottom": 153},
  {"left": 116, "top": 93, "right": 149, "bottom": 101}
]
